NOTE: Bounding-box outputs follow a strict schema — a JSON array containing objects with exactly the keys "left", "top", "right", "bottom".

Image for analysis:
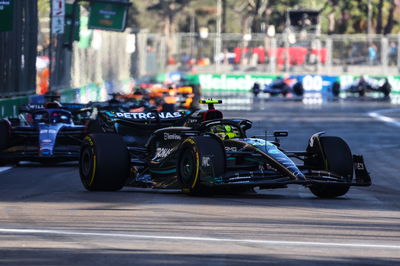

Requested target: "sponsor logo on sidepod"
[{"left": 164, "top": 133, "right": 181, "bottom": 140}]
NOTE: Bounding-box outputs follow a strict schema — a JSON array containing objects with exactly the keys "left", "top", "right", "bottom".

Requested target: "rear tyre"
[
  {"left": 177, "top": 136, "right": 225, "bottom": 195},
  {"left": 308, "top": 136, "right": 353, "bottom": 198},
  {"left": 331, "top": 81, "right": 341, "bottom": 97},
  {"left": 0, "top": 121, "right": 12, "bottom": 166},
  {"left": 79, "top": 134, "right": 130, "bottom": 191},
  {"left": 293, "top": 82, "right": 304, "bottom": 96},
  {"left": 0, "top": 120, "right": 10, "bottom": 150},
  {"left": 380, "top": 82, "right": 391, "bottom": 97},
  {"left": 358, "top": 85, "right": 366, "bottom": 97}
]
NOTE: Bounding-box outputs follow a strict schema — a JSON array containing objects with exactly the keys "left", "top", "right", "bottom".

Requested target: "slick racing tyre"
[
  {"left": 292, "top": 82, "right": 304, "bottom": 96},
  {"left": 0, "top": 121, "right": 10, "bottom": 150},
  {"left": 177, "top": 136, "right": 225, "bottom": 195},
  {"left": 358, "top": 85, "right": 366, "bottom": 96},
  {"left": 331, "top": 81, "right": 341, "bottom": 97},
  {"left": 79, "top": 134, "right": 130, "bottom": 191},
  {"left": 308, "top": 136, "right": 353, "bottom": 198},
  {"left": 380, "top": 81, "right": 391, "bottom": 97},
  {"left": 0, "top": 121, "right": 11, "bottom": 166}
]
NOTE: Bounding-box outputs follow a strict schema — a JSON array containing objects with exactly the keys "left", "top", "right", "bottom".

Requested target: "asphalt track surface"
[{"left": 1, "top": 95, "right": 400, "bottom": 265}]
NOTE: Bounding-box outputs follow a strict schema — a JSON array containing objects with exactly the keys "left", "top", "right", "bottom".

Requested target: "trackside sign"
[
  {"left": 88, "top": 2, "right": 128, "bottom": 31},
  {"left": 197, "top": 74, "right": 400, "bottom": 94},
  {"left": 0, "top": 0, "right": 13, "bottom": 32},
  {"left": 198, "top": 74, "right": 277, "bottom": 92}
]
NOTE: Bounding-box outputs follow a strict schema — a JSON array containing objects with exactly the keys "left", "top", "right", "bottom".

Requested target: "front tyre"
[
  {"left": 0, "top": 120, "right": 10, "bottom": 151},
  {"left": 79, "top": 134, "right": 130, "bottom": 191},
  {"left": 177, "top": 136, "right": 225, "bottom": 195},
  {"left": 308, "top": 136, "right": 353, "bottom": 198},
  {"left": 0, "top": 121, "right": 15, "bottom": 166}
]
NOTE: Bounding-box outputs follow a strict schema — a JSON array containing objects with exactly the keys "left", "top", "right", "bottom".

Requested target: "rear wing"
[
  {"left": 19, "top": 103, "right": 89, "bottom": 114},
  {"left": 177, "top": 86, "right": 193, "bottom": 94},
  {"left": 19, "top": 104, "right": 45, "bottom": 113},
  {"left": 61, "top": 103, "right": 91, "bottom": 113}
]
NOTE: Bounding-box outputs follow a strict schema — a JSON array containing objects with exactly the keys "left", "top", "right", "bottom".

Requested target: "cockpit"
[
  {"left": 33, "top": 110, "right": 73, "bottom": 124},
  {"left": 209, "top": 123, "right": 242, "bottom": 140}
]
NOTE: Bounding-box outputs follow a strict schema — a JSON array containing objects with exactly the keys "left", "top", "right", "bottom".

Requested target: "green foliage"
[
  {"left": 37, "top": 0, "right": 49, "bottom": 17},
  {"left": 126, "top": 1, "right": 140, "bottom": 30},
  {"left": 37, "top": 0, "right": 399, "bottom": 34}
]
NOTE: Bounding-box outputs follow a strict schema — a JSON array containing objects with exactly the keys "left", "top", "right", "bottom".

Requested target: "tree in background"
[
  {"left": 319, "top": 0, "right": 399, "bottom": 34},
  {"left": 126, "top": 1, "right": 140, "bottom": 31},
  {"left": 133, "top": 0, "right": 399, "bottom": 34},
  {"left": 234, "top": 0, "right": 269, "bottom": 34},
  {"left": 232, "top": 0, "right": 326, "bottom": 34},
  {"left": 319, "top": 0, "right": 339, "bottom": 34},
  {"left": 36, "top": 0, "right": 400, "bottom": 37},
  {"left": 383, "top": 0, "right": 397, "bottom": 34},
  {"left": 147, "top": 0, "right": 193, "bottom": 60}
]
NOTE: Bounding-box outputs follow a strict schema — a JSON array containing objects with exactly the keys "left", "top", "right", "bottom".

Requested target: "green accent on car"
[
  {"left": 200, "top": 100, "right": 221, "bottom": 104},
  {"left": 244, "top": 157, "right": 262, "bottom": 163},
  {"left": 150, "top": 168, "right": 177, "bottom": 174}
]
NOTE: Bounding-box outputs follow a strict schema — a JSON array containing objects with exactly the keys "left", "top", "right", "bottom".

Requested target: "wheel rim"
[
  {"left": 180, "top": 149, "right": 196, "bottom": 184},
  {"left": 81, "top": 147, "right": 93, "bottom": 182}
]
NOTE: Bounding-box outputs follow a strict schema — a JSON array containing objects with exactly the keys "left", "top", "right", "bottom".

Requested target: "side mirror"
[
  {"left": 240, "top": 120, "right": 252, "bottom": 131},
  {"left": 273, "top": 131, "right": 288, "bottom": 137}
]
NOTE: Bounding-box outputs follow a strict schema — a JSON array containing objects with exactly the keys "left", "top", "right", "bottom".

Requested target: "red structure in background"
[{"left": 234, "top": 47, "right": 327, "bottom": 66}]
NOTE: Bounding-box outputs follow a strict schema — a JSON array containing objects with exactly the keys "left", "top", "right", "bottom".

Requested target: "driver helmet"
[{"left": 211, "top": 124, "right": 239, "bottom": 140}]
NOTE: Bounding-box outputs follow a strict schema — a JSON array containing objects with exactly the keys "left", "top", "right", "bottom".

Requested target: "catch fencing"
[
  {"left": 40, "top": 31, "right": 400, "bottom": 96},
  {"left": 138, "top": 32, "right": 400, "bottom": 77}
]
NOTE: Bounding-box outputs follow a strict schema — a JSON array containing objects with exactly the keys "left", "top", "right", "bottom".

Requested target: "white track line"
[
  {"left": 368, "top": 109, "right": 400, "bottom": 128},
  {"left": 0, "top": 228, "right": 399, "bottom": 250},
  {"left": 0, "top": 167, "right": 12, "bottom": 173}
]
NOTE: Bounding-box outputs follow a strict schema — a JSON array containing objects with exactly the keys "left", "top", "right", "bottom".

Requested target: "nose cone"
[{"left": 38, "top": 124, "right": 63, "bottom": 156}]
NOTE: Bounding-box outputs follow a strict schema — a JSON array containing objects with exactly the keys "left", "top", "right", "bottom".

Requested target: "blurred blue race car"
[
  {"left": 253, "top": 76, "right": 304, "bottom": 97},
  {"left": 0, "top": 101, "right": 91, "bottom": 164}
]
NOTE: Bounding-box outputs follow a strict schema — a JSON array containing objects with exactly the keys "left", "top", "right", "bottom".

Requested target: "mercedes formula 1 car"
[
  {"left": 79, "top": 100, "right": 371, "bottom": 198},
  {"left": 0, "top": 101, "right": 92, "bottom": 164},
  {"left": 89, "top": 93, "right": 158, "bottom": 113},
  {"left": 340, "top": 76, "right": 391, "bottom": 97}
]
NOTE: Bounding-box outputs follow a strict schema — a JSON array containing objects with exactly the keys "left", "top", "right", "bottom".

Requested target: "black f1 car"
[
  {"left": 252, "top": 77, "right": 304, "bottom": 97},
  {"left": 0, "top": 101, "right": 93, "bottom": 164},
  {"left": 79, "top": 100, "right": 371, "bottom": 198},
  {"left": 88, "top": 93, "right": 157, "bottom": 113},
  {"left": 339, "top": 76, "right": 391, "bottom": 97}
]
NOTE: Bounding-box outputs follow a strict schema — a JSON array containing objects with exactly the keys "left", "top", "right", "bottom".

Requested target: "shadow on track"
[{"left": 0, "top": 247, "right": 397, "bottom": 266}]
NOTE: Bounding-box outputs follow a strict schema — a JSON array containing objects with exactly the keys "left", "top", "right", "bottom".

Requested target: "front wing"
[{"left": 199, "top": 154, "right": 371, "bottom": 188}]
